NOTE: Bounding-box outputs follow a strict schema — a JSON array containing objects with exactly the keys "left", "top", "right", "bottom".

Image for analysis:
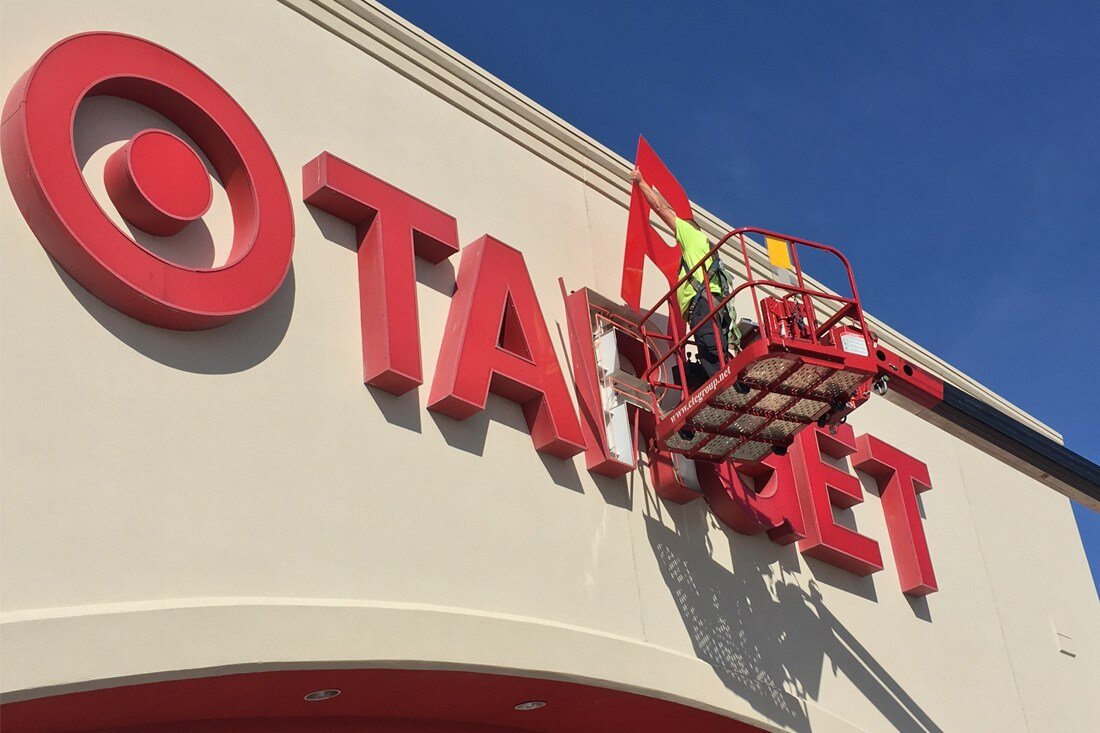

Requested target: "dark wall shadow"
[
  {"left": 51, "top": 260, "right": 295, "bottom": 374},
  {"left": 539, "top": 451, "right": 585, "bottom": 493},
  {"left": 429, "top": 395, "right": 583, "bottom": 494},
  {"left": 644, "top": 499, "right": 944, "bottom": 733},
  {"left": 304, "top": 206, "right": 458, "bottom": 297},
  {"left": 366, "top": 384, "right": 423, "bottom": 433},
  {"left": 591, "top": 473, "right": 632, "bottom": 510},
  {"left": 429, "top": 403, "right": 493, "bottom": 457},
  {"left": 906, "top": 595, "right": 933, "bottom": 623},
  {"left": 121, "top": 218, "right": 217, "bottom": 270},
  {"left": 74, "top": 96, "right": 228, "bottom": 270},
  {"left": 44, "top": 95, "right": 294, "bottom": 372},
  {"left": 306, "top": 206, "right": 359, "bottom": 253},
  {"left": 416, "top": 252, "right": 458, "bottom": 296},
  {"left": 802, "top": 555, "right": 879, "bottom": 603},
  {"left": 645, "top": 510, "right": 810, "bottom": 732}
]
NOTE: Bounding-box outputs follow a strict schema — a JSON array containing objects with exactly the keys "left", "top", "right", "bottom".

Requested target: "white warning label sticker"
[{"left": 840, "top": 333, "right": 869, "bottom": 356}]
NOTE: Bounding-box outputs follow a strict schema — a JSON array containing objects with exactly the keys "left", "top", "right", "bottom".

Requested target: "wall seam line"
[
  {"left": 948, "top": 440, "right": 1034, "bottom": 732},
  {"left": 270, "top": 0, "right": 1062, "bottom": 442}
]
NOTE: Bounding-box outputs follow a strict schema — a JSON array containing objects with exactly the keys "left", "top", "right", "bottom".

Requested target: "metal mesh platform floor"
[{"left": 654, "top": 347, "right": 874, "bottom": 463}]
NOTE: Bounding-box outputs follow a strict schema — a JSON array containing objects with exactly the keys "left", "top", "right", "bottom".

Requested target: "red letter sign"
[
  {"left": 562, "top": 287, "right": 635, "bottom": 477},
  {"left": 303, "top": 152, "right": 459, "bottom": 394},
  {"left": 854, "top": 435, "right": 938, "bottom": 596},
  {"left": 621, "top": 136, "right": 693, "bottom": 312},
  {"left": 1, "top": 33, "right": 293, "bottom": 329},
  {"left": 561, "top": 286, "right": 701, "bottom": 499},
  {"left": 700, "top": 457, "right": 806, "bottom": 545},
  {"left": 429, "top": 236, "right": 585, "bottom": 459},
  {"left": 792, "top": 426, "right": 883, "bottom": 576}
]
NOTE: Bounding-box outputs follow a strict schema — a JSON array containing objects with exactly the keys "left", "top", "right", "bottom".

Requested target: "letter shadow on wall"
[
  {"left": 428, "top": 396, "right": 586, "bottom": 495},
  {"left": 305, "top": 205, "right": 459, "bottom": 436},
  {"left": 50, "top": 260, "right": 295, "bottom": 374},
  {"left": 644, "top": 502, "right": 944, "bottom": 733},
  {"left": 55, "top": 96, "right": 294, "bottom": 373},
  {"left": 360, "top": 250, "right": 464, "bottom": 431},
  {"left": 307, "top": 204, "right": 585, "bottom": 495}
]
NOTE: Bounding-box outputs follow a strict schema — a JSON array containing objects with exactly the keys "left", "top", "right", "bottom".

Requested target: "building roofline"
[{"left": 277, "top": 0, "right": 1061, "bottom": 443}]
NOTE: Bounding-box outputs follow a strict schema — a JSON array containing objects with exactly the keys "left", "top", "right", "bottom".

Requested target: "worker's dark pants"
[{"left": 686, "top": 297, "right": 730, "bottom": 391}]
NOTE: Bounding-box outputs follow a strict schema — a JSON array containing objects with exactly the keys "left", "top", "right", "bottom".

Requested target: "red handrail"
[{"left": 636, "top": 227, "right": 872, "bottom": 404}]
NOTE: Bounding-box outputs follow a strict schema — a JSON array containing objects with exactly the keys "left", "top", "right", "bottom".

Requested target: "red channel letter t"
[
  {"left": 428, "top": 236, "right": 585, "bottom": 459},
  {"left": 302, "top": 152, "right": 459, "bottom": 395},
  {"left": 853, "top": 434, "right": 938, "bottom": 596}
]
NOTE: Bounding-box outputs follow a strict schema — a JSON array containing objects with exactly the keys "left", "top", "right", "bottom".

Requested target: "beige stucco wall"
[{"left": 1, "top": 1, "right": 1097, "bottom": 731}]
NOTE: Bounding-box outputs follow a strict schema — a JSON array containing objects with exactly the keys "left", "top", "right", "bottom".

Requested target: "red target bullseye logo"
[{"left": 1, "top": 32, "right": 294, "bottom": 330}]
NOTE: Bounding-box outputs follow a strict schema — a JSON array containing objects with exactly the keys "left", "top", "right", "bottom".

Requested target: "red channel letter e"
[{"left": 792, "top": 425, "right": 884, "bottom": 576}]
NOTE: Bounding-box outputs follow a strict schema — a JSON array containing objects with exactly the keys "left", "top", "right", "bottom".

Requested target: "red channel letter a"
[{"left": 428, "top": 236, "right": 585, "bottom": 459}]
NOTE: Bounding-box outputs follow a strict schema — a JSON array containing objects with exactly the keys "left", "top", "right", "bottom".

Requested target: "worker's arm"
[{"left": 630, "top": 166, "right": 677, "bottom": 231}]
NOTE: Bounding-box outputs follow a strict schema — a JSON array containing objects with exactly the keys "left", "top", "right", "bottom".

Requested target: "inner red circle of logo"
[
  {"left": 104, "top": 128, "right": 213, "bottom": 237},
  {"left": 0, "top": 32, "right": 294, "bottom": 330}
]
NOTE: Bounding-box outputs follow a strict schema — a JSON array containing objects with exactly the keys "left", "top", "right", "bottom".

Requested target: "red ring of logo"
[{"left": 1, "top": 32, "right": 294, "bottom": 330}]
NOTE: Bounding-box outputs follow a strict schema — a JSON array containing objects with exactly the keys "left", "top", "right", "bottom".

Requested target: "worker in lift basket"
[{"left": 630, "top": 166, "right": 737, "bottom": 393}]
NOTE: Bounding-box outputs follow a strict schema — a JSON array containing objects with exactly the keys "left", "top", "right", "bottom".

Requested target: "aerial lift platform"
[
  {"left": 569, "top": 226, "right": 1098, "bottom": 507},
  {"left": 635, "top": 227, "right": 880, "bottom": 464},
  {"left": 572, "top": 222, "right": 1097, "bottom": 507}
]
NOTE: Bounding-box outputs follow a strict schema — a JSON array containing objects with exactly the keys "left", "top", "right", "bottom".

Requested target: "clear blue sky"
[{"left": 383, "top": 0, "right": 1100, "bottom": 591}]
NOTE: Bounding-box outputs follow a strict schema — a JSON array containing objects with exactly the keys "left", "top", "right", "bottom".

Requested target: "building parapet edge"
[{"left": 276, "top": 0, "right": 1061, "bottom": 444}]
